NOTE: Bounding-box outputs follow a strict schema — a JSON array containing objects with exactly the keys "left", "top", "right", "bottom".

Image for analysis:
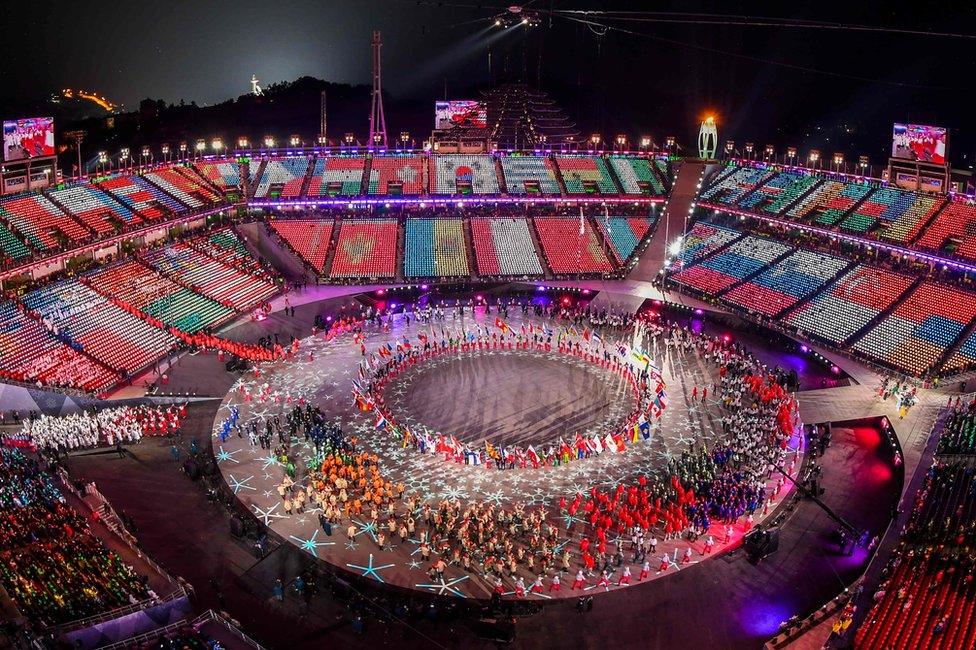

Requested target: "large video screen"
[
  {"left": 892, "top": 123, "right": 947, "bottom": 165},
  {"left": 3, "top": 117, "right": 55, "bottom": 162},
  {"left": 435, "top": 101, "right": 487, "bottom": 130}
]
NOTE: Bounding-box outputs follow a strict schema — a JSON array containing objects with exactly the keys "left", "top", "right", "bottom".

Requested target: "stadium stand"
[
  {"left": 21, "top": 279, "right": 177, "bottom": 374},
  {"left": 699, "top": 166, "right": 774, "bottom": 205},
  {"left": 191, "top": 159, "right": 241, "bottom": 191},
  {"left": 533, "top": 216, "right": 614, "bottom": 274},
  {"left": 253, "top": 158, "right": 309, "bottom": 198},
  {"left": 837, "top": 186, "right": 924, "bottom": 235},
  {"left": 0, "top": 222, "right": 32, "bottom": 264},
  {"left": 597, "top": 216, "right": 653, "bottom": 264},
  {"left": 856, "top": 462, "right": 976, "bottom": 650},
  {"left": 943, "top": 329, "right": 976, "bottom": 374},
  {"left": 431, "top": 155, "right": 500, "bottom": 194},
  {"left": 780, "top": 178, "right": 870, "bottom": 228},
  {"left": 0, "top": 193, "right": 90, "bottom": 251},
  {"left": 143, "top": 167, "right": 221, "bottom": 208},
  {"left": 98, "top": 174, "right": 182, "bottom": 219},
  {"left": 0, "top": 299, "right": 119, "bottom": 392},
  {"left": 307, "top": 157, "right": 365, "bottom": 197},
  {"left": 0, "top": 446, "right": 152, "bottom": 627},
  {"left": 556, "top": 156, "right": 618, "bottom": 194},
  {"left": 470, "top": 217, "right": 544, "bottom": 277},
  {"left": 916, "top": 199, "right": 976, "bottom": 260},
  {"left": 874, "top": 189, "right": 944, "bottom": 244},
  {"left": 609, "top": 156, "right": 666, "bottom": 196},
  {"left": 785, "top": 265, "right": 915, "bottom": 345},
  {"left": 721, "top": 249, "right": 849, "bottom": 317},
  {"left": 267, "top": 219, "right": 333, "bottom": 273},
  {"left": 186, "top": 228, "right": 270, "bottom": 280},
  {"left": 86, "top": 261, "right": 233, "bottom": 334},
  {"left": 671, "top": 221, "right": 743, "bottom": 271},
  {"left": 46, "top": 184, "right": 140, "bottom": 236},
  {"left": 330, "top": 219, "right": 398, "bottom": 278},
  {"left": 403, "top": 219, "right": 470, "bottom": 278},
  {"left": 368, "top": 155, "right": 425, "bottom": 194},
  {"left": 852, "top": 281, "right": 976, "bottom": 375},
  {"left": 499, "top": 156, "right": 561, "bottom": 194},
  {"left": 671, "top": 234, "right": 791, "bottom": 295},
  {"left": 143, "top": 243, "right": 277, "bottom": 309},
  {"left": 736, "top": 171, "right": 819, "bottom": 215}
]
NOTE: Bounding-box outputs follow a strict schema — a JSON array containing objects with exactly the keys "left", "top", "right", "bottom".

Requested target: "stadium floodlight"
[
  {"left": 141, "top": 145, "right": 150, "bottom": 158},
  {"left": 161, "top": 144, "right": 170, "bottom": 162},
  {"left": 589, "top": 133, "right": 602, "bottom": 151},
  {"left": 289, "top": 135, "right": 301, "bottom": 147},
  {"left": 808, "top": 149, "right": 821, "bottom": 168},
  {"left": 237, "top": 137, "right": 249, "bottom": 149},
  {"left": 786, "top": 146, "right": 797, "bottom": 163},
  {"left": 668, "top": 237, "right": 684, "bottom": 256},
  {"left": 264, "top": 136, "right": 276, "bottom": 149},
  {"left": 832, "top": 152, "right": 845, "bottom": 171},
  {"left": 858, "top": 155, "right": 869, "bottom": 174},
  {"left": 639, "top": 136, "right": 651, "bottom": 150},
  {"left": 400, "top": 131, "right": 410, "bottom": 145},
  {"left": 744, "top": 142, "right": 754, "bottom": 159},
  {"left": 665, "top": 136, "right": 676, "bottom": 151},
  {"left": 97, "top": 151, "right": 107, "bottom": 163},
  {"left": 725, "top": 140, "right": 735, "bottom": 156},
  {"left": 344, "top": 133, "right": 355, "bottom": 146},
  {"left": 764, "top": 144, "right": 775, "bottom": 161},
  {"left": 615, "top": 134, "right": 627, "bottom": 151},
  {"left": 211, "top": 138, "right": 224, "bottom": 152}
]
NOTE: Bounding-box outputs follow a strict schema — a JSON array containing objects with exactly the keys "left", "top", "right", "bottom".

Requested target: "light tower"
[
  {"left": 698, "top": 115, "right": 717, "bottom": 159},
  {"left": 368, "top": 31, "right": 388, "bottom": 148}
]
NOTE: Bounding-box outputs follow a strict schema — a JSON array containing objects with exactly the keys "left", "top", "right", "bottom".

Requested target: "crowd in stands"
[
  {"left": 855, "top": 396, "right": 976, "bottom": 649},
  {"left": 0, "top": 446, "right": 154, "bottom": 627}
]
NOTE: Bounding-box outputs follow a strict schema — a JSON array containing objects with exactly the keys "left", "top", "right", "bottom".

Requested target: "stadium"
[{"left": 1, "top": 4, "right": 974, "bottom": 650}]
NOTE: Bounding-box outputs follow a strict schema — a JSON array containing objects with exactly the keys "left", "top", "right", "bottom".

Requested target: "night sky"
[{"left": 3, "top": 0, "right": 975, "bottom": 164}]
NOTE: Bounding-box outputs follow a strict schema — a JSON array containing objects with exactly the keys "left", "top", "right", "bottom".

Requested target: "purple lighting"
[{"left": 800, "top": 345, "right": 809, "bottom": 353}]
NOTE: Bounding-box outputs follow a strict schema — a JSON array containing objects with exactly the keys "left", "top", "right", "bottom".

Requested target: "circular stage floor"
[{"left": 212, "top": 307, "right": 800, "bottom": 600}]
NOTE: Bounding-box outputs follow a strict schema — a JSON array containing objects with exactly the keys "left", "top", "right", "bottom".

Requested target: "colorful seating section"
[
  {"left": 21, "top": 280, "right": 176, "bottom": 374},
  {"left": 722, "top": 250, "right": 849, "bottom": 317},
  {"left": 470, "top": 218, "right": 544, "bottom": 277},
  {"left": 853, "top": 282, "right": 976, "bottom": 375},
  {"left": 856, "top": 463, "right": 976, "bottom": 650},
  {"left": 609, "top": 156, "right": 666, "bottom": 195},
  {"left": 268, "top": 219, "right": 334, "bottom": 273},
  {"left": 597, "top": 217, "right": 653, "bottom": 264},
  {"left": 87, "top": 261, "right": 233, "bottom": 334},
  {"left": 0, "top": 300, "right": 119, "bottom": 392},
  {"left": 0, "top": 447, "right": 150, "bottom": 626},
  {"left": 307, "top": 157, "right": 365, "bottom": 196},
  {"left": 556, "top": 157, "right": 617, "bottom": 194},
  {"left": 431, "top": 155, "right": 499, "bottom": 194},
  {"left": 0, "top": 222, "right": 31, "bottom": 263},
  {"left": 192, "top": 159, "right": 241, "bottom": 190},
  {"left": 253, "top": 158, "right": 308, "bottom": 198},
  {"left": 699, "top": 166, "right": 774, "bottom": 205},
  {"left": 0, "top": 194, "right": 90, "bottom": 252},
  {"left": 369, "top": 155, "right": 425, "bottom": 194},
  {"left": 671, "top": 235, "right": 791, "bottom": 295},
  {"left": 403, "top": 219, "right": 470, "bottom": 277},
  {"left": 499, "top": 156, "right": 561, "bottom": 194},
  {"left": 144, "top": 242, "right": 277, "bottom": 309},
  {"left": 187, "top": 227, "right": 268, "bottom": 279},
  {"left": 671, "top": 222, "right": 742, "bottom": 271},
  {"left": 533, "top": 216, "right": 614, "bottom": 274},
  {"left": 330, "top": 219, "right": 398, "bottom": 278},
  {"left": 785, "top": 265, "right": 915, "bottom": 344},
  {"left": 143, "top": 167, "right": 221, "bottom": 208},
  {"left": 737, "top": 171, "right": 818, "bottom": 215},
  {"left": 98, "top": 174, "right": 179, "bottom": 219},
  {"left": 917, "top": 200, "right": 976, "bottom": 260},
  {"left": 944, "top": 329, "right": 976, "bottom": 374},
  {"left": 873, "top": 189, "right": 943, "bottom": 243},
  {"left": 47, "top": 184, "right": 139, "bottom": 235}
]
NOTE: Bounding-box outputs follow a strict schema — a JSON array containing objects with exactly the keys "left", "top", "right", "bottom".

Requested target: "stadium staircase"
[
  {"left": 248, "top": 160, "right": 267, "bottom": 200},
  {"left": 495, "top": 158, "right": 508, "bottom": 194},
  {"left": 177, "top": 165, "right": 224, "bottom": 198},
  {"left": 236, "top": 221, "right": 306, "bottom": 284},
  {"left": 361, "top": 156, "right": 374, "bottom": 196},
  {"left": 549, "top": 156, "right": 571, "bottom": 195},
  {"left": 139, "top": 173, "right": 192, "bottom": 210},
  {"left": 839, "top": 274, "right": 922, "bottom": 347},
  {"left": 766, "top": 177, "right": 825, "bottom": 219},
  {"left": 321, "top": 222, "right": 341, "bottom": 280},
  {"left": 603, "top": 157, "right": 628, "bottom": 195},
  {"left": 394, "top": 215, "right": 405, "bottom": 283},
  {"left": 628, "top": 160, "right": 707, "bottom": 281},
  {"left": 298, "top": 156, "right": 316, "bottom": 197},
  {"left": 461, "top": 216, "right": 478, "bottom": 277},
  {"left": 527, "top": 216, "right": 555, "bottom": 279}
]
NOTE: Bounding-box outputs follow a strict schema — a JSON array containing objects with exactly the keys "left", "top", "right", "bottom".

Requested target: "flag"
[
  {"left": 375, "top": 413, "right": 388, "bottom": 430},
  {"left": 631, "top": 423, "right": 640, "bottom": 443},
  {"left": 582, "top": 328, "right": 591, "bottom": 342},
  {"left": 591, "top": 435, "right": 603, "bottom": 453},
  {"left": 638, "top": 414, "right": 651, "bottom": 439},
  {"left": 542, "top": 324, "right": 553, "bottom": 338},
  {"left": 592, "top": 331, "right": 603, "bottom": 345},
  {"left": 631, "top": 349, "right": 650, "bottom": 365},
  {"left": 604, "top": 432, "right": 616, "bottom": 453},
  {"left": 656, "top": 388, "right": 669, "bottom": 410},
  {"left": 494, "top": 317, "right": 510, "bottom": 333},
  {"left": 526, "top": 445, "right": 540, "bottom": 467}
]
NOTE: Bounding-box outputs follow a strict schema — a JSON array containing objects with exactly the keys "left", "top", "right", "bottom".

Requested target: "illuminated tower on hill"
[{"left": 481, "top": 84, "right": 579, "bottom": 150}]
